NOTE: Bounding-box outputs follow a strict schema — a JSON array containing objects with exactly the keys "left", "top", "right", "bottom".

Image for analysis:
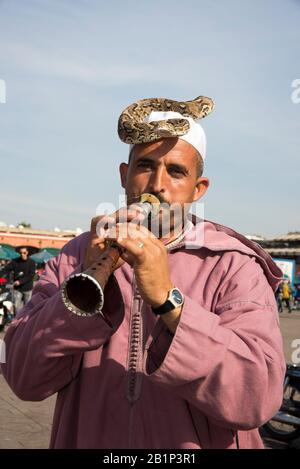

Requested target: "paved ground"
[
  {"left": 261, "top": 308, "right": 300, "bottom": 450},
  {"left": 0, "top": 308, "right": 299, "bottom": 449}
]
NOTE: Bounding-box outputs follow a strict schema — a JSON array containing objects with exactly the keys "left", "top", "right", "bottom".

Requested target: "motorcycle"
[
  {"left": 0, "top": 283, "right": 14, "bottom": 331},
  {"left": 263, "top": 363, "right": 300, "bottom": 441}
]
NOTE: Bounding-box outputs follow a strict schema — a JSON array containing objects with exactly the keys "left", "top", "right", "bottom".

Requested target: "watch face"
[{"left": 171, "top": 288, "right": 183, "bottom": 305}]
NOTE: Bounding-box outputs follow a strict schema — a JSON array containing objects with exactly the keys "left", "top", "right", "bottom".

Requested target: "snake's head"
[{"left": 191, "top": 96, "right": 215, "bottom": 118}]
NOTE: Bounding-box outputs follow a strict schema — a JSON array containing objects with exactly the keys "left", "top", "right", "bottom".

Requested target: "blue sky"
[{"left": 0, "top": 0, "right": 299, "bottom": 236}]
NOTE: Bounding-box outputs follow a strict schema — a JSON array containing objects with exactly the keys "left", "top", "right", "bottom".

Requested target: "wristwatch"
[{"left": 151, "top": 287, "right": 184, "bottom": 315}]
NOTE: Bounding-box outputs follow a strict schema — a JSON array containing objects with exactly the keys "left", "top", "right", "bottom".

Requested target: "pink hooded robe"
[{"left": 1, "top": 219, "right": 286, "bottom": 449}]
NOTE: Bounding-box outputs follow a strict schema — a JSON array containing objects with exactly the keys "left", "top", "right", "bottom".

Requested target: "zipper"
[
  {"left": 125, "top": 225, "right": 191, "bottom": 443},
  {"left": 126, "top": 275, "right": 144, "bottom": 404},
  {"left": 126, "top": 275, "right": 144, "bottom": 448},
  {"left": 125, "top": 238, "right": 187, "bottom": 404}
]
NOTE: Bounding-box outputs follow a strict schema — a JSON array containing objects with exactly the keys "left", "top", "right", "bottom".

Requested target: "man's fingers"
[
  {"left": 86, "top": 208, "right": 145, "bottom": 271},
  {"left": 115, "top": 237, "right": 147, "bottom": 260},
  {"left": 103, "top": 223, "right": 163, "bottom": 267},
  {"left": 95, "top": 216, "right": 116, "bottom": 239},
  {"left": 92, "top": 208, "right": 146, "bottom": 239},
  {"left": 103, "top": 222, "right": 155, "bottom": 242},
  {"left": 119, "top": 250, "right": 134, "bottom": 267},
  {"left": 91, "top": 204, "right": 146, "bottom": 232}
]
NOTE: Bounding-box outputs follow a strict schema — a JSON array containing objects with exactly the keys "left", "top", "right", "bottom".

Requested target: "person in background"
[
  {"left": 282, "top": 279, "right": 292, "bottom": 313},
  {"left": 275, "top": 283, "right": 283, "bottom": 313},
  {"left": 36, "top": 262, "right": 46, "bottom": 280},
  {"left": 295, "top": 283, "right": 300, "bottom": 310},
  {"left": 2, "top": 247, "right": 36, "bottom": 312},
  {"left": 291, "top": 282, "right": 299, "bottom": 310}
]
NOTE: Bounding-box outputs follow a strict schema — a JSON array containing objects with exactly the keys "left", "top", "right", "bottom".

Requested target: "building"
[
  {"left": 248, "top": 232, "right": 300, "bottom": 283},
  {"left": 0, "top": 226, "right": 79, "bottom": 251},
  {"left": 1, "top": 225, "right": 299, "bottom": 283}
]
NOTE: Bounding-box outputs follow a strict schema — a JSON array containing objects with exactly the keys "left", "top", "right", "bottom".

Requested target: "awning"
[
  {"left": 30, "top": 250, "right": 55, "bottom": 264},
  {"left": 0, "top": 245, "right": 20, "bottom": 260},
  {"left": 265, "top": 248, "right": 300, "bottom": 256},
  {"left": 43, "top": 247, "right": 61, "bottom": 256}
]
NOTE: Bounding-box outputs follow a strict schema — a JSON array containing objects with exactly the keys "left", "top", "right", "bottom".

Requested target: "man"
[
  {"left": 2, "top": 247, "right": 36, "bottom": 312},
  {"left": 1, "top": 97, "right": 285, "bottom": 449},
  {"left": 275, "top": 284, "right": 284, "bottom": 313},
  {"left": 282, "top": 279, "right": 292, "bottom": 313}
]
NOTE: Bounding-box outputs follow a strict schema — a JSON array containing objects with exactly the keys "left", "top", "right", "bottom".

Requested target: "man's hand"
[
  {"left": 83, "top": 206, "right": 146, "bottom": 271},
  {"left": 84, "top": 209, "right": 183, "bottom": 333},
  {"left": 103, "top": 223, "right": 172, "bottom": 307},
  {"left": 104, "top": 222, "right": 182, "bottom": 333},
  {"left": 13, "top": 280, "right": 20, "bottom": 287}
]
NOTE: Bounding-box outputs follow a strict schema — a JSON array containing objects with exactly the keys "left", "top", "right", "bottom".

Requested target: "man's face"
[
  {"left": 119, "top": 138, "right": 209, "bottom": 236},
  {"left": 20, "top": 248, "right": 28, "bottom": 260}
]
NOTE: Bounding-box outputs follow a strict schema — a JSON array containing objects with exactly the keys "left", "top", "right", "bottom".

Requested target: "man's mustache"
[{"left": 131, "top": 193, "right": 169, "bottom": 206}]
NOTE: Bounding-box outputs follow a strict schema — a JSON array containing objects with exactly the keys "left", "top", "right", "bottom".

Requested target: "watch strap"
[
  {"left": 151, "top": 287, "right": 184, "bottom": 316},
  {"left": 152, "top": 299, "right": 177, "bottom": 316}
]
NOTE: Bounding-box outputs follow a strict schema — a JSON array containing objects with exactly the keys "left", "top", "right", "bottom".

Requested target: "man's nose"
[{"left": 148, "top": 167, "right": 166, "bottom": 194}]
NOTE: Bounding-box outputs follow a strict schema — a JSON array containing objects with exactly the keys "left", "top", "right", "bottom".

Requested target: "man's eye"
[{"left": 169, "top": 167, "right": 184, "bottom": 176}]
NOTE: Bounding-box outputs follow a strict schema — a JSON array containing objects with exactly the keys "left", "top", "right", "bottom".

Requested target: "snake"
[{"left": 118, "top": 95, "right": 215, "bottom": 144}]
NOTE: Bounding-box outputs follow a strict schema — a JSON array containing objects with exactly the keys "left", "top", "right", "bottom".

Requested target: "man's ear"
[
  {"left": 193, "top": 177, "right": 209, "bottom": 202},
  {"left": 119, "top": 162, "right": 128, "bottom": 189}
]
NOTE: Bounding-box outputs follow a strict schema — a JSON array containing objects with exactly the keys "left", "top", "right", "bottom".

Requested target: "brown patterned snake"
[{"left": 118, "top": 95, "right": 215, "bottom": 144}]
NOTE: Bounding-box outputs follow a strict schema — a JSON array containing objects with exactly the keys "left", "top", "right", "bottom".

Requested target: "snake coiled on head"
[{"left": 118, "top": 95, "right": 215, "bottom": 144}]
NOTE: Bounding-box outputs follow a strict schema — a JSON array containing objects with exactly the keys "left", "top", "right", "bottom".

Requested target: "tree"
[{"left": 17, "top": 221, "right": 32, "bottom": 229}]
